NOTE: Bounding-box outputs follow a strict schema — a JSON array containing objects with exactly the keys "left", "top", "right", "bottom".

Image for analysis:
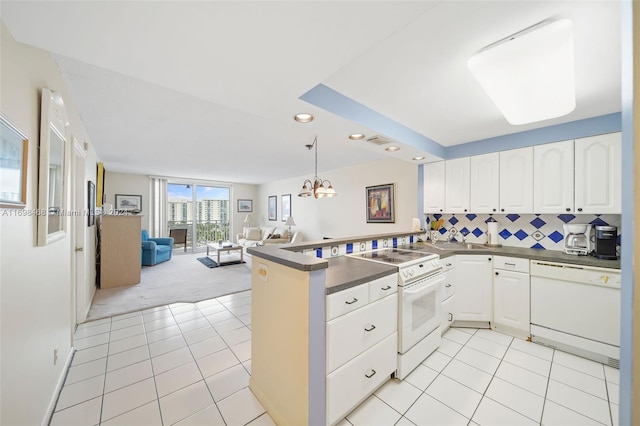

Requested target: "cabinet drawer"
[
  {"left": 326, "top": 333, "right": 397, "bottom": 426},
  {"left": 493, "top": 256, "right": 529, "bottom": 273},
  {"left": 442, "top": 270, "right": 455, "bottom": 301},
  {"left": 326, "top": 283, "right": 369, "bottom": 321},
  {"left": 326, "top": 294, "right": 397, "bottom": 373},
  {"left": 368, "top": 274, "right": 398, "bottom": 303},
  {"left": 442, "top": 257, "right": 455, "bottom": 272}
]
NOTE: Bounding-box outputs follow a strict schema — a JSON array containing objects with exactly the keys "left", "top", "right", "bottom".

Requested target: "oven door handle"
[{"left": 403, "top": 276, "right": 444, "bottom": 295}]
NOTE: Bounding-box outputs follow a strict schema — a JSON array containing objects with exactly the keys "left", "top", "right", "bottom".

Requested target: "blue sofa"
[{"left": 141, "top": 230, "right": 174, "bottom": 266}]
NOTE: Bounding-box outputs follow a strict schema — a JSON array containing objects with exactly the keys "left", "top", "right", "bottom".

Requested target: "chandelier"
[{"left": 298, "top": 136, "right": 337, "bottom": 198}]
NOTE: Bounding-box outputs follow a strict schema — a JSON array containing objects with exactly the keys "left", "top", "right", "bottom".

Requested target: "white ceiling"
[{"left": 0, "top": 1, "right": 621, "bottom": 184}]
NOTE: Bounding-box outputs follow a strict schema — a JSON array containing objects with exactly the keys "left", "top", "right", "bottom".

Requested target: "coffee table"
[{"left": 206, "top": 243, "right": 244, "bottom": 265}]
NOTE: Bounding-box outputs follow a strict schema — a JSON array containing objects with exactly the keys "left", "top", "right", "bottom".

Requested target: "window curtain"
[{"left": 149, "top": 177, "right": 168, "bottom": 238}]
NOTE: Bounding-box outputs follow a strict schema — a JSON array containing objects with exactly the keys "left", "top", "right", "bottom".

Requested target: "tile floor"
[{"left": 51, "top": 292, "right": 620, "bottom": 426}]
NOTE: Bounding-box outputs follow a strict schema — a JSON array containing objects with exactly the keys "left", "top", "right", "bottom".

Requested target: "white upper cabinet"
[
  {"left": 423, "top": 161, "right": 445, "bottom": 213},
  {"left": 499, "top": 147, "right": 533, "bottom": 213},
  {"left": 574, "top": 132, "right": 621, "bottom": 214},
  {"left": 445, "top": 157, "right": 470, "bottom": 213},
  {"left": 533, "top": 140, "right": 574, "bottom": 213},
  {"left": 470, "top": 152, "right": 500, "bottom": 213}
]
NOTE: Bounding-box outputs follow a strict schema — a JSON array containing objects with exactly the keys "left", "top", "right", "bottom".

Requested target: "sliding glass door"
[{"left": 167, "top": 183, "right": 230, "bottom": 251}]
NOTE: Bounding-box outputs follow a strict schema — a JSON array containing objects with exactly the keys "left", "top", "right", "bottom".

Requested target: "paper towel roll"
[{"left": 487, "top": 222, "right": 499, "bottom": 245}]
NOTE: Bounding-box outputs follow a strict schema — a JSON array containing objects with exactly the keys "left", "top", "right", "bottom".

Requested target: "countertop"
[{"left": 325, "top": 256, "right": 397, "bottom": 295}]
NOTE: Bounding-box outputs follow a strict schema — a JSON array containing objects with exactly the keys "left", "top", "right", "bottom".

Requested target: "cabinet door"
[
  {"left": 493, "top": 270, "right": 530, "bottom": 336},
  {"left": 423, "top": 161, "right": 445, "bottom": 213},
  {"left": 454, "top": 255, "right": 493, "bottom": 322},
  {"left": 445, "top": 157, "right": 470, "bottom": 213},
  {"left": 441, "top": 295, "right": 455, "bottom": 334},
  {"left": 470, "top": 153, "right": 499, "bottom": 213},
  {"left": 533, "top": 140, "right": 574, "bottom": 213},
  {"left": 574, "top": 132, "right": 621, "bottom": 214},
  {"left": 499, "top": 147, "right": 533, "bottom": 213}
]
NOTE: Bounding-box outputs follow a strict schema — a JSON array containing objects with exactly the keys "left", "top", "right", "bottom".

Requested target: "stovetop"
[{"left": 348, "top": 248, "right": 438, "bottom": 266}]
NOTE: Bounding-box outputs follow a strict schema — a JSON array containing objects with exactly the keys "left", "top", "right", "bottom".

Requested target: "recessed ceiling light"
[
  {"left": 385, "top": 146, "right": 400, "bottom": 152},
  {"left": 349, "top": 133, "right": 366, "bottom": 140},
  {"left": 293, "top": 113, "right": 314, "bottom": 123},
  {"left": 412, "top": 156, "right": 425, "bottom": 161}
]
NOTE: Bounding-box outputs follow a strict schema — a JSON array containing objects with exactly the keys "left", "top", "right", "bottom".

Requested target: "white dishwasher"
[{"left": 530, "top": 260, "right": 621, "bottom": 367}]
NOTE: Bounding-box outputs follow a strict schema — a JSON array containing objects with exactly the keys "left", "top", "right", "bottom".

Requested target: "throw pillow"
[
  {"left": 281, "top": 229, "right": 290, "bottom": 239},
  {"left": 268, "top": 234, "right": 281, "bottom": 239},
  {"left": 246, "top": 227, "right": 262, "bottom": 240}
]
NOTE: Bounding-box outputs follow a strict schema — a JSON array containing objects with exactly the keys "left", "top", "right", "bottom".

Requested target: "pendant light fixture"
[{"left": 298, "top": 136, "right": 337, "bottom": 199}]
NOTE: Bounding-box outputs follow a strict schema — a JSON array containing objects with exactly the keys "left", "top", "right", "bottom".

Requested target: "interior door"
[{"left": 72, "top": 139, "right": 87, "bottom": 324}]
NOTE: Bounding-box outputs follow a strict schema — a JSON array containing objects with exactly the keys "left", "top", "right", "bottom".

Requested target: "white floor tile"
[
  {"left": 217, "top": 387, "right": 266, "bottom": 426},
  {"left": 101, "top": 400, "right": 162, "bottom": 425},
  {"left": 155, "top": 361, "right": 203, "bottom": 397},
  {"left": 230, "top": 339, "right": 252, "bottom": 362},
  {"left": 74, "top": 322, "right": 110, "bottom": 339},
  {"left": 552, "top": 350, "right": 605, "bottom": 379},
  {"left": 74, "top": 333, "right": 110, "bottom": 351},
  {"left": 374, "top": 379, "right": 422, "bottom": 414},
  {"left": 101, "top": 377, "right": 157, "bottom": 422},
  {"left": 503, "top": 347, "right": 552, "bottom": 377},
  {"left": 109, "top": 323, "right": 145, "bottom": 342},
  {"left": 404, "top": 393, "right": 469, "bottom": 426},
  {"left": 110, "top": 315, "right": 143, "bottom": 331},
  {"left": 159, "top": 381, "right": 214, "bottom": 425},
  {"left": 142, "top": 306, "right": 170, "bottom": 318},
  {"left": 610, "top": 402, "right": 618, "bottom": 426},
  {"left": 56, "top": 375, "right": 105, "bottom": 411},
  {"left": 173, "top": 309, "right": 205, "bottom": 324},
  {"left": 196, "top": 348, "right": 240, "bottom": 378},
  {"left": 148, "top": 334, "right": 187, "bottom": 358},
  {"left": 174, "top": 403, "right": 226, "bottom": 425},
  {"left": 454, "top": 346, "right": 501, "bottom": 375},
  {"left": 220, "top": 326, "right": 252, "bottom": 347},
  {"left": 443, "top": 328, "right": 473, "bottom": 345},
  {"left": 179, "top": 316, "right": 215, "bottom": 334},
  {"left": 604, "top": 365, "right": 619, "bottom": 385},
  {"left": 108, "top": 334, "right": 148, "bottom": 356},
  {"left": 205, "top": 363, "right": 250, "bottom": 402},
  {"left": 472, "top": 396, "right": 538, "bottom": 426},
  {"left": 143, "top": 316, "right": 176, "bottom": 332},
  {"left": 494, "top": 361, "right": 549, "bottom": 397},
  {"left": 454, "top": 327, "right": 477, "bottom": 335},
  {"left": 346, "top": 395, "right": 402, "bottom": 426},
  {"left": 246, "top": 412, "right": 277, "bottom": 426},
  {"left": 181, "top": 323, "right": 216, "bottom": 342},
  {"left": 213, "top": 317, "right": 245, "bottom": 333},
  {"left": 169, "top": 303, "right": 198, "bottom": 315},
  {"left": 50, "top": 396, "right": 102, "bottom": 426},
  {"left": 151, "top": 346, "right": 194, "bottom": 375},
  {"left": 442, "top": 359, "right": 492, "bottom": 394},
  {"left": 65, "top": 357, "right": 107, "bottom": 385},
  {"left": 510, "top": 338, "right": 554, "bottom": 361},
  {"left": 437, "top": 337, "right": 463, "bottom": 357},
  {"left": 422, "top": 350, "right": 452, "bottom": 372},
  {"left": 146, "top": 324, "right": 182, "bottom": 344},
  {"left": 229, "top": 304, "right": 252, "bottom": 317},
  {"left": 196, "top": 302, "right": 227, "bottom": 315},
  {"left": 111, "top": 311, "right": 143, "bottom": 321},
  {"left": 242, "top": 359, "right": 252, "bottom": 375},
  {"left": 104, "top": 359, "right": 154, "bottom": 393},
  {"left": 106, "top": 345, "right": 149, "bottom": 372},
  {"left": 550, "top": 363, "right": 608, "bottom": 399},
  {"left": 541, "top": 400, "right": 604, "bottom": 426},
  {"left": 336, "top": 418, "right": 354, "bottom": 426},
  {"left": 485, "top": 377, "right": 545, "bottom": 422},
  {"left": 466, "top": 334, "right": 509, "bottom": 359},
  {"left": 238, "top": 313, "right": 252, "bottom": 326},
  {"left": 189, "top": 335, "right": 227, "bottom": 359},
  {"left": 394, "top": 417, "right": 417, "bottom": 426},
  {"left": 71, "top": 344, "right": 108, "bottom": 366},
  {"left": 206, "top": 310, "right": 235, "bottom": 324},
  {"left": 546, "top": 379, "right": 611, "bottom": 425},
  {"left": 475, "top": 329, "right": 513, "bottom": 346},
  {"left": 607, "top": 382, "right": 619, "bottom": 405},
  {"left": 78, "top": 317, "right": 111, "bottom": 328},
  {"left": 426, "top": 374, "right": 482, "bottom": 418},
  {"left": 404, "top": 364, "right": 438, "bottom": 391}
]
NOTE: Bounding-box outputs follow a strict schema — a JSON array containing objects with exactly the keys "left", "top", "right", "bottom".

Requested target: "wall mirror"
[{"left": 38, "top": 88, "right": 69, "bottom": 246}]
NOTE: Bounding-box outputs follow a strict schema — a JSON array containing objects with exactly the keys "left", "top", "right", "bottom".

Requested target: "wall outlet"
[{"left": 53, "top": 347, "right": 58, "bottom": 365}]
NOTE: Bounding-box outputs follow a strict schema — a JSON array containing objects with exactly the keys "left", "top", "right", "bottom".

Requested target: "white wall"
[
  {"left": 0, "top": 22, "right": 99, "bottom": 425},
  {"left": 257, "top": 158, "right": 419, "bottom": 242},
  {"left": 104, "top": 171, "right": 151, "bottom": 231}
]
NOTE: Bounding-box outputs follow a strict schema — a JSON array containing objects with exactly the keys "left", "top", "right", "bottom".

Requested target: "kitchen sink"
[{"left": 427, "top": 242, "right": 485, "bottom": 250}]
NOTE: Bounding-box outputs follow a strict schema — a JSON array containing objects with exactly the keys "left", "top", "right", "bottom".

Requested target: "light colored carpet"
[{"left": 86, "top": 252, "right": 251, "bottom": 322}]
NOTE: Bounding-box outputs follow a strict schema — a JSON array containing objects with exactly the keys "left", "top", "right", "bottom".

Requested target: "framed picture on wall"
[
  {"left": 366, "top": 183, "right": 395, "bottom": 223},
  {"left": 0, "top": 114, "right": 28, "bottom": 209},
  {"left": 115, "top": 194, "right": 142, "bottom": 213},
  {"left": 268, "top": 195, "right": 277, "bottom": 221},
  {"left": 281, "top": 194, "right": 291, "bottom": 222},
  {"left": 237, "top": 199, "right": 253, "bottom": 212}
]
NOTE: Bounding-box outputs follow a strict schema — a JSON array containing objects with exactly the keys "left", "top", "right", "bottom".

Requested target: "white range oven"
[{"left": 348, "top": 248, "right": 443, "bottom": 379}]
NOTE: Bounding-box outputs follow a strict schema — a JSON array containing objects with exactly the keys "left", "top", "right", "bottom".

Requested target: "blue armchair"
[{"left": 141, "top": 230, "right": 174, "bottom": 266}]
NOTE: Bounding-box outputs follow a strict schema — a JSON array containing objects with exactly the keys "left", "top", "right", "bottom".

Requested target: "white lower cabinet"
[
  {"left": 325, "top": 275, "right": 398, "bottom": 426},
  {"left": 454, "top": 255, "right": 492, "bottom": 323},
  {"left": 492, "top": 256, "right": 530, "bottom": 338},
  {"left": 440, "top": 257, "right": 456, "bottom": 333}
]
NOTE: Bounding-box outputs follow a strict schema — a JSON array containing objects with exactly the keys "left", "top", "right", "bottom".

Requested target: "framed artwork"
[
  {"left": 237, "top": 199, "right": 253, "bottom": 212},
  {"left": 96, "top": 162, "right": 105, "bottom": 207},
  {"left": 268, "top": 195, "right": 277, "bottom": 221},
  {"left": 281, "top": 194, "right": 291, "bottom": 222},
  {"left": 0, "top": 114, "right": 28, "bottom": 208},
  {"left": 115, "top": 194, "right": 142, "bottom": 213},
  {"left": 87, "top": 181, "right": 95, "bottom": 226},
  {"left": 366, "top": 183, "right": 395, "bottom": 223}
]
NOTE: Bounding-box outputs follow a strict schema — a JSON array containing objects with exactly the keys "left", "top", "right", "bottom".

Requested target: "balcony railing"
[{"left": 168, "top": 219, "right": 230, "bottom": 250}]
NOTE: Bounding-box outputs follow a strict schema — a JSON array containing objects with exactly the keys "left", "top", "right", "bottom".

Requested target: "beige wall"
[
  {"left": 105, "top": 171, "right": 151, "bottom": 231},
  {"left": 0, "top": 22, "right": 99, "bottom": 425},
  {"left": 256, "top": 157, "right": 419, "bottom": 241}
]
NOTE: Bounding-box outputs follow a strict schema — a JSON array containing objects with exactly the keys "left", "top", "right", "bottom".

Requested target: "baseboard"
[{"left": 42, "top": 347, "right": 74, "bottom": 426}]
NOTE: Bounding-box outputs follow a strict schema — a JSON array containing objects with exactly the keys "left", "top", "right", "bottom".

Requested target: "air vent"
[{"left": 365, "top": 135, "right": 391, "bottom": 146}]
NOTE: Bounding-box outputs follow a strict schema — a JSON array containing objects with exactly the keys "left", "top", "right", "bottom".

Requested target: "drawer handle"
[
  {"left": 365, "top": 369, "right": 376, "bottom": 379},
  {"left": 449, "top": 313, "right": 453, "bottom": 321},
  {"left": 445, "top": 284, "right": 452, "bottom": 288},
  {"left": 364, "top": 325, "right": 376, "bottom": 332},
  {"left": 345, "top": 298, "right": 358, "bottom": 305},
  {"left": 505, "top": 263, "right": 516, "bottom": 267},
  {"left": 381, "top": 285, "right": 391, "bottom": 291}
]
